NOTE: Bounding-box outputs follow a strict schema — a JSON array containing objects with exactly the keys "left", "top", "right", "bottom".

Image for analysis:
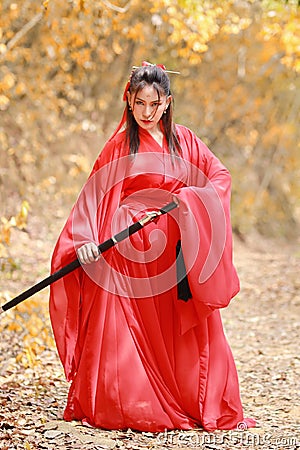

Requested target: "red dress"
[{"left": 49, "top": 124, "right": 255, "bottom": 432}]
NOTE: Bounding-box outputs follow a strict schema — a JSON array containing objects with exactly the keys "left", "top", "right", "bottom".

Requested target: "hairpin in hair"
[{"left": 132, "top": 61, "right": 180, "bottom": 74}]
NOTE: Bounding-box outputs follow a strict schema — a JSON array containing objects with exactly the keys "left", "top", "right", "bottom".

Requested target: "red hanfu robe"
[{"left": 49, "top": 124, "right": 255, "bottom": 432}]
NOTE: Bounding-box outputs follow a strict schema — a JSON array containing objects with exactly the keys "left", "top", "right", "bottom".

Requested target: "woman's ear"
[
  {"left": 126, "top": 92, "right": 131, "bottom": 108},
  {"left": 166, "top": 95, "right": 172, "bottom": 108}
]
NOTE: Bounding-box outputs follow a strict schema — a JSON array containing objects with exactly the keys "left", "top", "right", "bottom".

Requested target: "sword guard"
[{"left": 138, "top": 210, "right": 161, "bottom": 226}]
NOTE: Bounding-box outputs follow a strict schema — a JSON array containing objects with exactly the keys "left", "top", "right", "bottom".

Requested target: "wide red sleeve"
[
  {"left": 175, "top": 126, "right": 240, "bottom": 325},
  {"left": 49, "top": 136, "right": 127, "bottom": 380}
]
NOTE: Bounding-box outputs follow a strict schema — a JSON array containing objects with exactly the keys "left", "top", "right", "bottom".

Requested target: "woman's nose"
[{"left": 143, "top": 105, "right": 152, "bottom": 118}]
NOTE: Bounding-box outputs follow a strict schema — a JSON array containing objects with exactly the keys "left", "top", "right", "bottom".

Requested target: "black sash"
[{"left": 176, "top": 240, "right": 192, "bottom": 302}]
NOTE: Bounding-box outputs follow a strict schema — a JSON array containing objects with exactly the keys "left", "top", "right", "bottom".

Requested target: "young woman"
[{"left": 50, "top": 62, "right": 255, "bottom": 432}]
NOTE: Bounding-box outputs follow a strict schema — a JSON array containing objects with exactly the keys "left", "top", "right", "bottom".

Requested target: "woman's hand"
[
  {"left": 77, "top": 242, "right": 100, "bottom": 264},
  {"left": 172, "top": 194, "right": 180, "bottom": 206}
]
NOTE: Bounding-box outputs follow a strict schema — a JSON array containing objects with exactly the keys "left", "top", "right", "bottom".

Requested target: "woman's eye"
[{"left": 136, "top": 101, "right": 144, "bottom": 105}]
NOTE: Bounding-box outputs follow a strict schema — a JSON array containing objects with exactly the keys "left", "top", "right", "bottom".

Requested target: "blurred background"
[
  {"left": 0, "top": 0, "right": 299, "bottom": 273},
  {"left": 0, "top": 5, "right": 299, "bottom": 441}
]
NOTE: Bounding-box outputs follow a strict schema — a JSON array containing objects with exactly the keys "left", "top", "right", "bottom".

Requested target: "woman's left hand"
[{"left": 172, "top": 194, "right": 180, "bottom": 206}]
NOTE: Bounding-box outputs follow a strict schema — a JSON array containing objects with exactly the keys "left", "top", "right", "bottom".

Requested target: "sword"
[{"left": 0, "top": 201, "right": 178, "bottom": 314}]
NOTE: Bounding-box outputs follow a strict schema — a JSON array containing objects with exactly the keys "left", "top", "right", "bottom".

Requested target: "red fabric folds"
[{"left": 49, "top": 124, "right": 255, "bottom": 432}]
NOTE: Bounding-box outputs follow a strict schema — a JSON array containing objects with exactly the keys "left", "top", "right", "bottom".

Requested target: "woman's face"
[{"left": 127, "top": 84, "right": 171, "bottom": 133}]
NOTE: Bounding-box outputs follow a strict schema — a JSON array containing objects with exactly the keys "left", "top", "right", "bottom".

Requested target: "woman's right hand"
[{"left": 77, "top": 242, "right": 100, "bottom": 264}]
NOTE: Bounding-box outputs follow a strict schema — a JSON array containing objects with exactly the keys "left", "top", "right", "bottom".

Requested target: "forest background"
[
  {"left": 1, "top": 0, "right": 299, "bottom": 249},
  {"left": 0, "top": 0, "right": 299, "bottom": 448}
]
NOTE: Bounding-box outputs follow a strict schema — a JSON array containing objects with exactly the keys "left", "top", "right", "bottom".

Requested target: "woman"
[{"left": 50, "top": 62, "right": 255, "bottom": 432}]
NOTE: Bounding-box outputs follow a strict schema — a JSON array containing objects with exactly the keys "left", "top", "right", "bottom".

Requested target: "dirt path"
[{"left": 0, "top": 225, "right": 299, "bottom": 449}]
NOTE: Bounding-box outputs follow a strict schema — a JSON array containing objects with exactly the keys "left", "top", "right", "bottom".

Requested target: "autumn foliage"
[{"left": 0, "top": 0, "right": 299, "bottom": 268}]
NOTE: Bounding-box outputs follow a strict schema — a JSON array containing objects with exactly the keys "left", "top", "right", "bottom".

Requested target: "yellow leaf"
[
  {"left": 1, "top": 223, "right": 11, "bottom": 245},
  {"left": 25, "top": 346, "right": 36, "bottom": 368},
  {"left": 0, "top": 73, "right": 16, "bottom": 92},
  {"left": 192, "top": 41, "right": 208, "bottom": 53},
  {"left": 15, "top": 200, "right": 30, "bottom": 230},
  {"left": 15, "top": 82, "right": 26, "bottom": 96},
  {"left": 16, "top": 353, "right": 24, "bottom": 363},
  {"left": 9, "top": 217, "right": 17, "bottom": 227},
  {"left": 112, "top": 40, "right": 122, "bottom": 55},
  {"left": 43, "top": 0, "right": 49, "bottom": 10},
  {"left": 0, "top": 44, "right": 6, "bottom": 54},
  {"left": 9, "top": 315, "right": 23, "bottom": 332},
  {"left": 0, "top": 94, "right": 10, "bottom": 111}
]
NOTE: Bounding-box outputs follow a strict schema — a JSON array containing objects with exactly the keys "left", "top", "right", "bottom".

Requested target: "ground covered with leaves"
[{"left": 0, "top": 223, "right": 299, "bottom": 450}]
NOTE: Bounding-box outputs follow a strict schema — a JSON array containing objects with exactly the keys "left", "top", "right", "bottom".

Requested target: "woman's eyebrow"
[{"left": 135, "top": 97, "right": 161, "bottom": 102}]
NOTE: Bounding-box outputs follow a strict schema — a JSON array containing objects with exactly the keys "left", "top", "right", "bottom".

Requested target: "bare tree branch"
[{"left": 5, "top": 12, "right": 43, "bottom": 53}]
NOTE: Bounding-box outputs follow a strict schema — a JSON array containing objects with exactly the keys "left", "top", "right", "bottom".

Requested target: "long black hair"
[{"left": 125, "top": 65, "right": 182, "bottom": 155}]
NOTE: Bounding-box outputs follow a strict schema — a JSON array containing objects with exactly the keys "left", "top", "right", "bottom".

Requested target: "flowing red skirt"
[{"left": 55, "top": 210, "right": 255, "bottom": 432}]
